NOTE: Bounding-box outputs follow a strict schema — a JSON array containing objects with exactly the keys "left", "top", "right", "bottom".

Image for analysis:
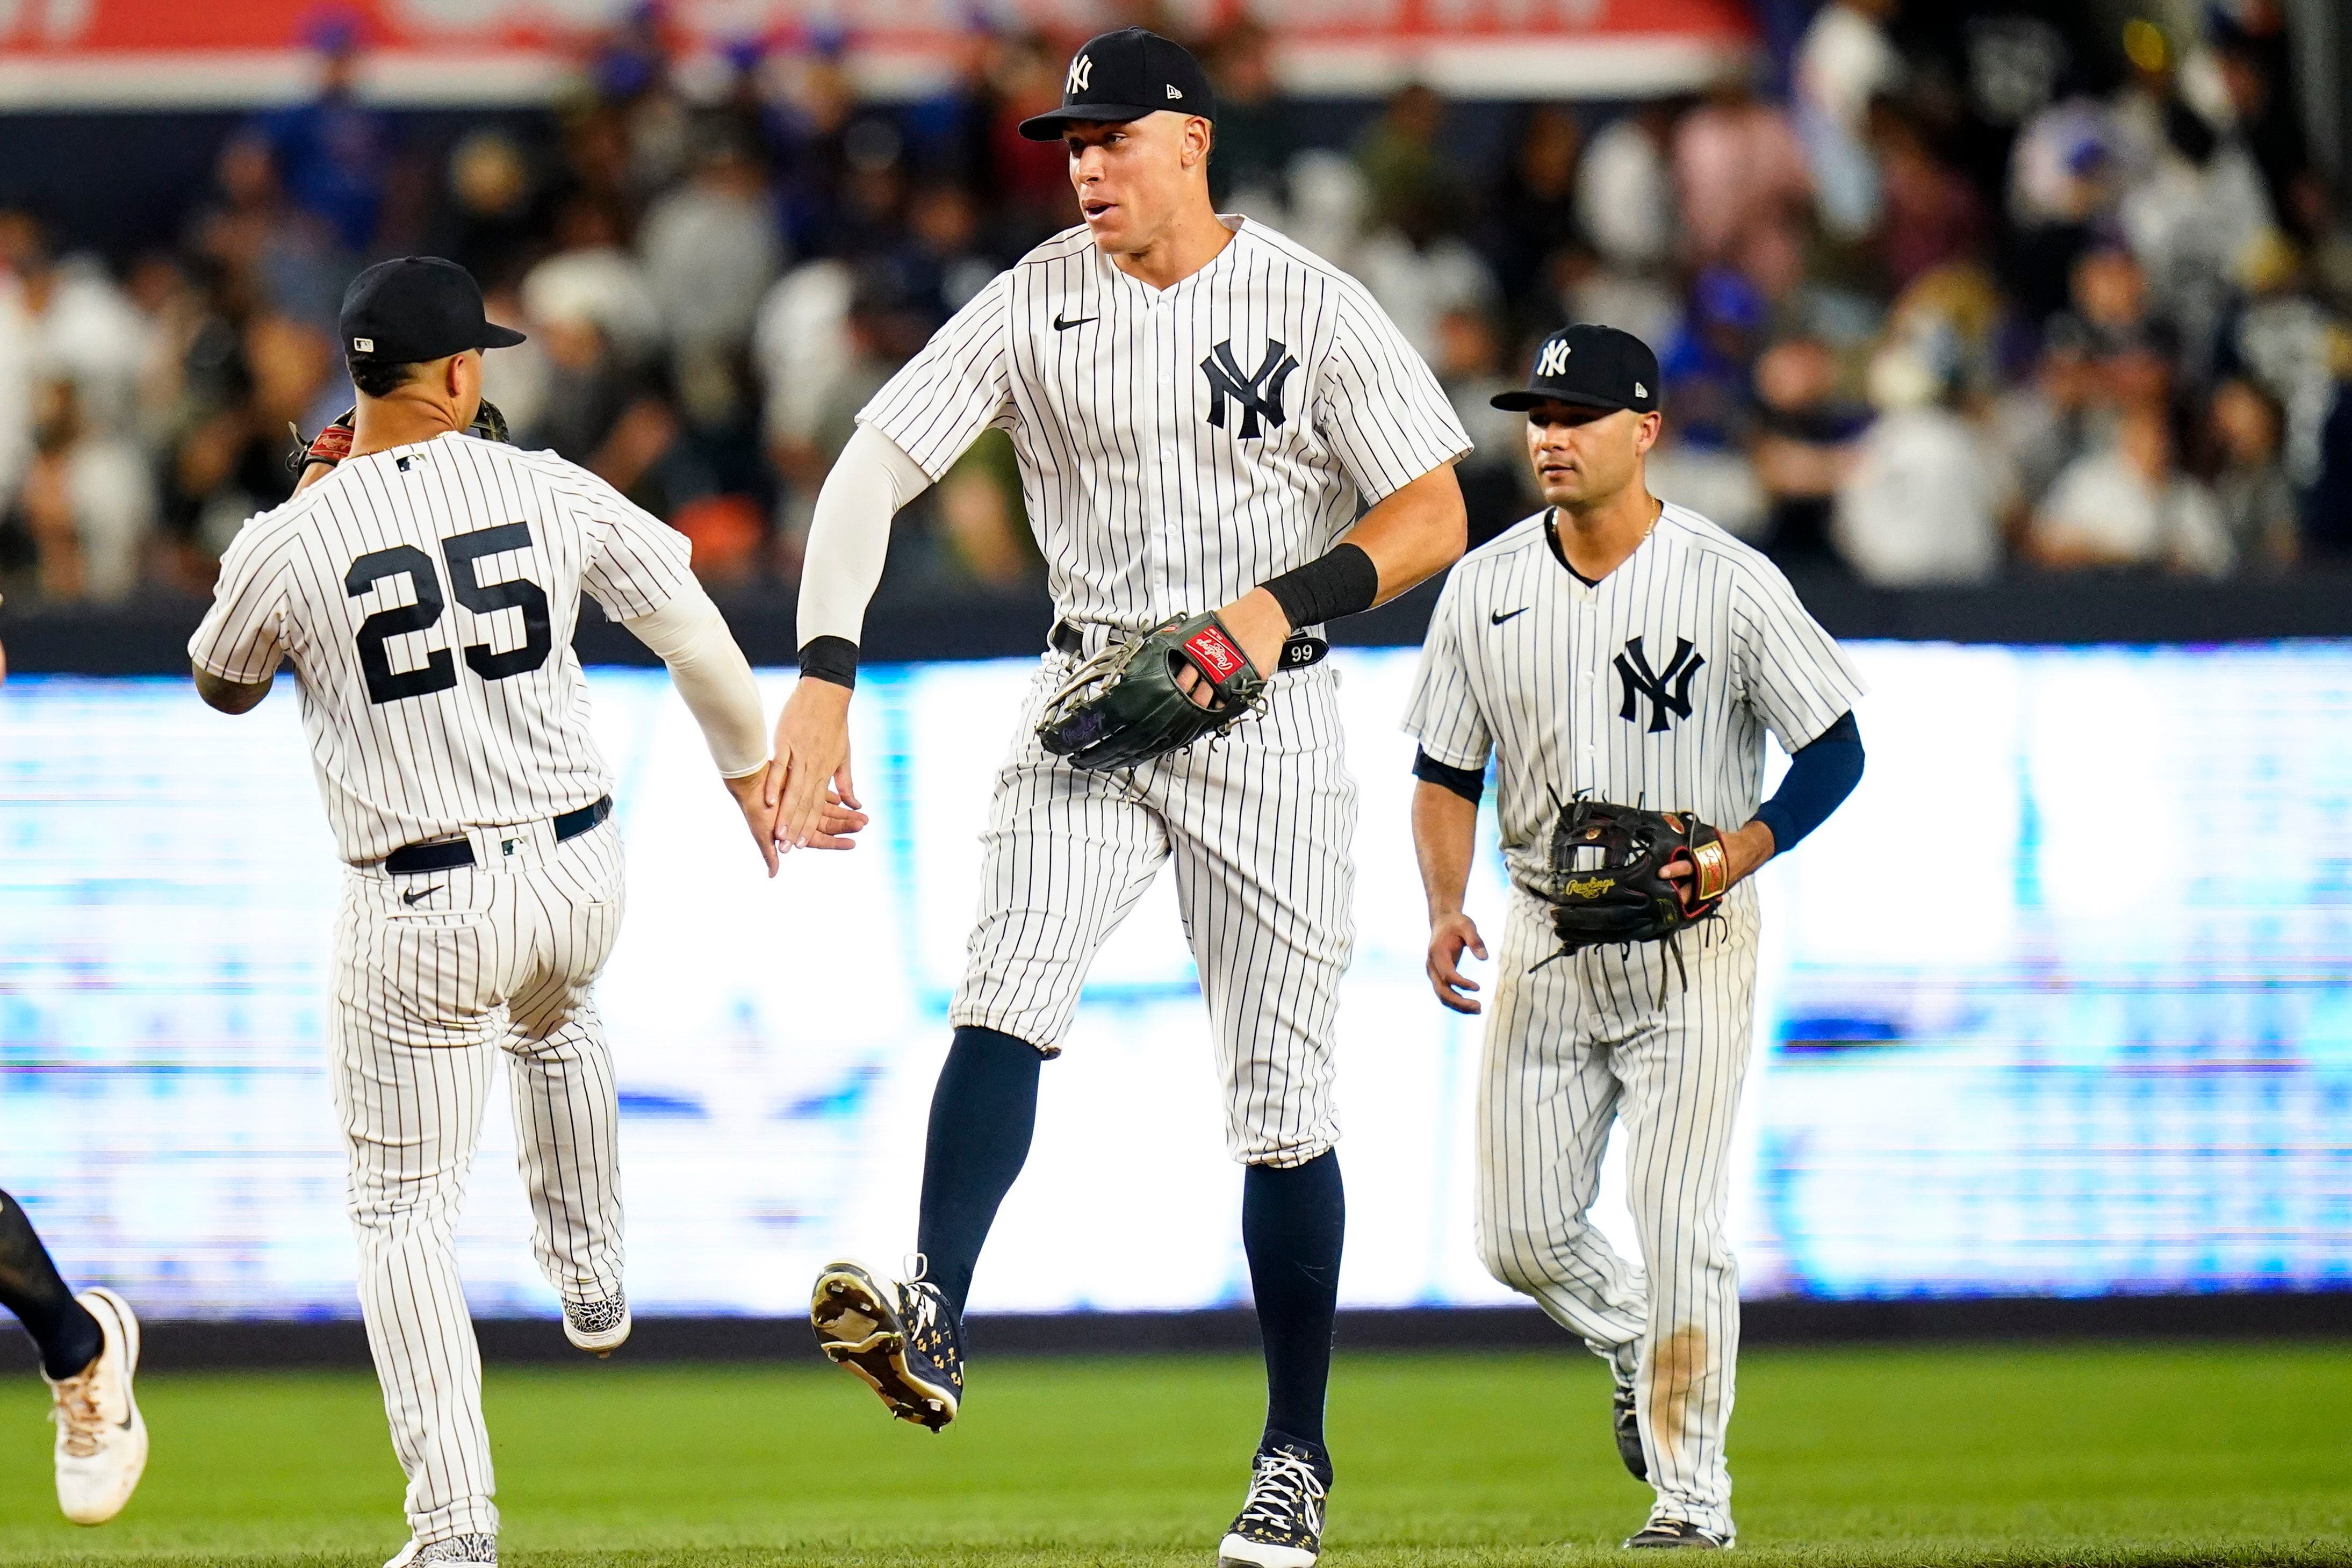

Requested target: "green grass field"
[{"left": 1, "top": 1343, "right": 2347, "bottom": 1567}]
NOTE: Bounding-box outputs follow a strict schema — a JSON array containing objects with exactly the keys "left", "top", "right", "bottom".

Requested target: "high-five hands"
[
  {"left": 763, "top": 676, "right": 861, "bottom": 861},
  {"left": 727, "top": 765, "right": 866, "bottom": 877}
]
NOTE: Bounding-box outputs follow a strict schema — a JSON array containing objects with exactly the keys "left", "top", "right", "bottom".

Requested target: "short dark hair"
[{"left": 349, "top": 357, "right": 427, "bottom": 399}]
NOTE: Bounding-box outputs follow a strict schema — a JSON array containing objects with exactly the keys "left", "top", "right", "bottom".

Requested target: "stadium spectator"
[
  {"left": 2029, "top": 400, "right": 2229, "bottom": 574},
  {"left": 1354, "top": 83, "right": 1458, "bottom": 238},
  {"left": 1747, "top": 333, "right": 1870, "bottom": 570},
  {"left": 2203, "top": 376, "right": 2300, "bottom": 570},
  {"left": 1203, "top": 18, "right": 1299, "bottom": 214},
  {"left": 2, "top": 378, "right": 156, "bottom": 602},
  {"left": 1672, "top": 66, "right": 1812, "bottom": 271},
  {"left": 639, "top": 129, "right": 784, "bottom": 433},
  {"left": 1832, "top": 330, "right": 2010, "bottom": 585},
  {"left": 255, "top": 18, "right": 392, "bottom": 256},
  {"left": 1578, "top": 103, "right": 1675, "bottom": 275},
  {"left": 1792, "top": 0, "right": 1901, "bottom": 238}
]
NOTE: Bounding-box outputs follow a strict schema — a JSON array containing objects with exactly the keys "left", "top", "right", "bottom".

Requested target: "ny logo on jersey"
[
  {"left": 1068, "top": 53, "right": 1092, "bottom": 93},
  {"left": 1201, "top": 339, "right": 1299, "bottom": 440},
  {"left": 1614, "top": 635, "right": 1704, "bottom": 733},
  {"left": 1537, "top": 339, "right": 1572, "bottom": 377}
]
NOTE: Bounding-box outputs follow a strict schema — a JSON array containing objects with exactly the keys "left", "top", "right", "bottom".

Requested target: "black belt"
[
  {"left": 1050, "top": 619, "right": 1329, "bottom": 671},
  {"left": 382, "top": 796, "right": 612, "bottom": 876}
]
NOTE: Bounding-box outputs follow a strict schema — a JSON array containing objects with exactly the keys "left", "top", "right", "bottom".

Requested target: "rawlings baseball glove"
[
  {"left": 287, "top": 398, "right": 512, "bottom": 476},
  {"left": 1035, "top": 611, "right": 1268, "bottom": 772},
  {"left": 1534, "top": 797, "right": 1729, "bottom": 990}
]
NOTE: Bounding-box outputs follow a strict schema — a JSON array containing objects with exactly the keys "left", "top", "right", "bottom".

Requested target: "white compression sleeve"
[
  {"left": 795, "top": 423, "right": 935, "bottom": 648},
  {"left": 621, "top": 589, "right": 769, "bottom": 778}
]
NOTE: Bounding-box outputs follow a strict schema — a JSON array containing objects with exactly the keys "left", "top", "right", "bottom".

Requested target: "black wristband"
[
  {"left": 1261, "top": 542, "right": 1380, "bottom": 630},
  {"left": 798, "top": 634, "right": 859, "bottom": 691}
]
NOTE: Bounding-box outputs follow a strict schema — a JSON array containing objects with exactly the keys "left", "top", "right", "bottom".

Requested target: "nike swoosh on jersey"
[
  {"left": 1052, "top": 313, "right": 1098, "bottom": 332},
  {"left": 401, "top": 886, "right": 443, "bottom": 906},
  {"left": 1491, "top": 607, "right": 1530, "bottom": 625}
]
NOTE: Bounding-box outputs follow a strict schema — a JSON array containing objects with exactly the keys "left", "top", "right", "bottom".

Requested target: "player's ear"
[
  {"left": 1184, "top": 114, "right": 1212, "bottom": 169},
  {"left": 1633, "top": 411, "right": 1663, "bottom": 457}
]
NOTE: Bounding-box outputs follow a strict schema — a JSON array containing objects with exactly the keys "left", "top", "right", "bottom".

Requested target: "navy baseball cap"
[
  {"left": 340, "top": 256, "right": 526, "bottom": 366},
  {"left": 1018, "top": 27, "right": 1216, "bottom": 140},
  {"left": 1492, "top": 324, "right": 1661, "bottom": 415}
]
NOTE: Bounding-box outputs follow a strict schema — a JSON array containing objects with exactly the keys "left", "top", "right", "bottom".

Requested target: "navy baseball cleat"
[
  {"left": 1217, "top": 1436, "right": 1330, "bottom": 1568},
  {"left": 1624, "top": 1518, "right": 1730, "bottom": 1549},
  {"left": 1607, "top": 1342, "right": 1646, "bottom": 1480},
  {"left": 809, "top": 1258, "right": 963, "bottom": 1432}
]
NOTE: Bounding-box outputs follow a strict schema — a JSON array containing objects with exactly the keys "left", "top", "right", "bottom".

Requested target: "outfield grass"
[{"left": 0, "top": 1343, "right": 2346, "bottom": 1566}]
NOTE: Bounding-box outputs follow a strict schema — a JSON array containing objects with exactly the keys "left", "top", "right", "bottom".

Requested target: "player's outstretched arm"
[
  {"left": 1210, "top": 462, "right": 1469, "bottom": 681},
  {"left": 622, "top": 590, "right": 865, "bottom": 875},
  {"left": 1413, "top": 774, "right": 1488, "bottom": 1015},
  {"left": 771, "top": 426, "right": 934, "bottom": 849}
]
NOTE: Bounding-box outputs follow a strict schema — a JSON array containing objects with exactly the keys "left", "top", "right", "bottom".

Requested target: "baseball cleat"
[
  {"left": 383, "top": 1533, "right": 498, "bottom": 1566},
  {"left": 563, "top": 1292, "right": 631, "bottom": 1357},
  {"left": 1607, "top": 1343, "right": 1646, "bottom": 1481},
  {"left": 1623, "top": 1518, "right": 1729, "bottom": 1549},
  {"left": 809, "top": 1258, "right": 963, "bottom": 1432},
  {"left": 1217, "top": 1437, "right": 1330, "bottom": 1568},
  {"left": 46, "top": 1287, "right": 147, "bottom": 1526}
]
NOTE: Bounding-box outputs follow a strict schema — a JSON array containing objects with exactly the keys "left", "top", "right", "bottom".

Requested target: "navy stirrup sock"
[
  {"left": 915, "top": 1026, "right": 1044, "bottom": 1318},
  {"left": 0, "top": 1190, "right": 103, "bottom": 1380},
  {"left": 1243, "top": 1151, "right": 1346, "bottom": 1454}
]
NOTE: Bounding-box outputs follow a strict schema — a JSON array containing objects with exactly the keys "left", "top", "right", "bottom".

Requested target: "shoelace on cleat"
[
  {"left": 1236, "top": 1449, "right": 1326, "bottom": 1534},
  {"left": 48, "top": 1369, "right": 107, "bottom": 1458}
]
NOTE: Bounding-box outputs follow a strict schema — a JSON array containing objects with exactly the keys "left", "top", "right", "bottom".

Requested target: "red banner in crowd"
[{"left": 0, "top": 0, "right": 1756, "bottom": 107}]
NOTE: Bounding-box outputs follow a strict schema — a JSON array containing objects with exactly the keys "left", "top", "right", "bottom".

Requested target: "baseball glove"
[
  {"left": 1035, "top": 611, "right": 1268, "bottom": 772},
  {"left": 287, "top": 398, "right": 512, "bottom": 476},
  {"left": 1534, "top": 797, "right": 1729, "bottom": 991}
]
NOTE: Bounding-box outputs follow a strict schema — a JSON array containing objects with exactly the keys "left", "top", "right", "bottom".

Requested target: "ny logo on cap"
[
  {"left": 353, "top": 337, "right": 375, "bottom": 353},
  {"left": 1537, "top": 340, "right": 1571, "bottom": 377},
  {"left": 1068, "top": 53, "right": 1092, "bottom": 93}
]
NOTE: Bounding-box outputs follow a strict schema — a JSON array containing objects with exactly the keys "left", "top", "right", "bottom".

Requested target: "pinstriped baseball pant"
[
  {"left": 952, "top": 654, "right": 1356, "bottom": 1167},
  {"left": 1475, "top": 886, "right": 1758, "bottom": 1543},
  {"left": 331, "top": 822, "right": 627, "bottom": 1546}
]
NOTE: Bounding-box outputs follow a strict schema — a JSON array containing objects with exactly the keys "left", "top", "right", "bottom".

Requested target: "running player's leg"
[
  {"left": 3, "top": 1187, "right": 147, "bottom": 1524},
  {"left": 501, "top": 829, "right": 628, "bottom": 1345},
  {"left": 925, "top": 733, "right": 1171, "bottom": 1317},
  {"left": 332, "top": 867, "right": 509, "bottom": 1552},
  {"left": 814, "top": 710, "right": 1170, "bottom": 1428},
  {"left": 1161, "top": 683, "right": 1351, "bottom": 1451},
  {"left": 1473, "top": 895, "right": 1647, "bottom": 1350},
  {"left": 0, "top": 1191, "right": 101, "bottom": 1379},
  {"left": 1603, "top": 921, "right": 1759, "bottom": 1544}
]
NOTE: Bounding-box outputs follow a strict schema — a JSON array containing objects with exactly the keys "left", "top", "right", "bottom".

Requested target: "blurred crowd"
[{"left": 3, "top": 0, "right": 2351, "bottom": 611}]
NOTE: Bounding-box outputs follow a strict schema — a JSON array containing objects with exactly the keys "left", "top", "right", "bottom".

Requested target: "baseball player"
[
  {"left": 1404, "top": 326, "right": 1866, "bottom": 1549},
  {"left": 766, "top": 28, "right": 1469, "bottom": 1567},
  {"left": 188, "top": 257, "right": 857, "bottom": 1568},
  {"left": 0, "top": 621, "right": 149, "bottom": 1527}
]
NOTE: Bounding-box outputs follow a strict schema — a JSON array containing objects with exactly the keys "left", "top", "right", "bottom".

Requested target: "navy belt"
[
  {"left": 1049, "top": 618, "right": 1329, "bottom": 671},
  {"left": 383, "top": 796, "right": 612, "bottom": 876}
]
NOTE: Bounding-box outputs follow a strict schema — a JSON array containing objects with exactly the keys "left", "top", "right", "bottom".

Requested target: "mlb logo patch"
[{"left": 1184, "top": 626, "right": 1245, "bottom": 679}]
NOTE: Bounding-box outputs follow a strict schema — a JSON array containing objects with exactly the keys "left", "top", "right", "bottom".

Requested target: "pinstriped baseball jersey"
[
  {"left": 1403, "top": 504, "right": 1865, "bottom": 896},
  {"left": 189, "top": 431, "right": 698, "bottom": 863},
  {"left": 858, "top": 217, "right": 1470, "bottom": 631},
  {"left": 1402, "top": 499, "right": 1863, "bottom": 1543}
]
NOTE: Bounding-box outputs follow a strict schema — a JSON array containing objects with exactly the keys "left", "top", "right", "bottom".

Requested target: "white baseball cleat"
[
  {"left": 562, "top": 1292, "right": 630, "bottom": 1357},
  {"left": 384, "top": 1531, "right": 498, "bottom": 1566},
  {"left": 45, "top": 1286, "right": 147, "bottom": 1526}
]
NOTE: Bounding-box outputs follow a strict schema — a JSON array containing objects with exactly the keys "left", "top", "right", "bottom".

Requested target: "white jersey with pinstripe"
[
  {"left": 1401, "top": 502, "right": 1864, "bottom": 1542},
  {"left": 858, "top": 216, "right": 1469, "bottom": 1164},
  {"left": 189, "top": 430, "right": 696, "bottom": 1550}
]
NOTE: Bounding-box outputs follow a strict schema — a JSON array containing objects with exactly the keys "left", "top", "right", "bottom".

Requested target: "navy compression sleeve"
[{"left": 1752, "top": 711, "right": 1863, "bottom": 853}]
